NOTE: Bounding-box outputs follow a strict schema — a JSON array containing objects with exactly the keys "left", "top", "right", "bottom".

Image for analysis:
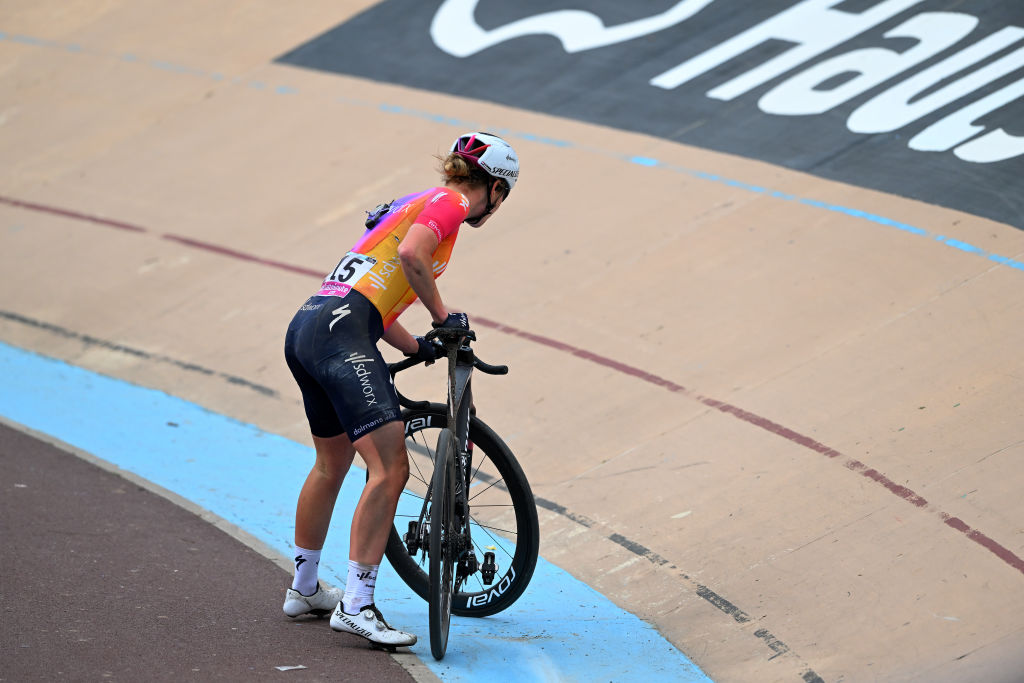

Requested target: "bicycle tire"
[
  {"left": 428, "top": 428, "right": 456, "bottom": 660},
  {"left": 389, "top": 404, "right": 539, "bottom": 618}
]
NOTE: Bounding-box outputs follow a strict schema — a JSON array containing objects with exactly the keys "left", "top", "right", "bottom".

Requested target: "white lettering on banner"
[
  {"left": 848, "top": 31, "right": 1024, "bottom": 131},
  {"left": 910, "top": 76, "right": 1024, "bottom": 162},
  {"left": 758, "top": 13, "right": 977, "bottom": 116},
  {"left": 430, "top": 0, "right": 715, "bottom": 57},
  {"left": 430, "top": 1, "right": 1024, "bottom": 163},
  {"left": 649, "top": 0, "right": 925, "bottom": 96}
]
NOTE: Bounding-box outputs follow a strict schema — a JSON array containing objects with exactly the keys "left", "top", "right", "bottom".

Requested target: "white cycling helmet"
[{"left": 450, "top": 132, "right": 519, "bottom": 192}]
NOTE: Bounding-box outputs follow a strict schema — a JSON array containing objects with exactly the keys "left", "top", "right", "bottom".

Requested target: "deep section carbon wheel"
[
  {"left": 428, "top": 429, "right": 456, "bottom": 660},
  {"left": 388, "top": 404, "right": 539, "bottom": 618}
]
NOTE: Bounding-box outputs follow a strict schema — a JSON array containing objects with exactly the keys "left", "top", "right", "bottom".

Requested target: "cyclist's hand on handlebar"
[
  {"left": 406, "top": 336, "right": 444, "bottom": 363},
  {"left": 432, "top": 312, "right": 469, "bottom": 332}
]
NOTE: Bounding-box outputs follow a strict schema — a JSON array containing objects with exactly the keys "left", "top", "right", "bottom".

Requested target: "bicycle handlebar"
[
  {"left": 387, "top": 334, "right": 507, "bottom": 409},
  {"left": 389, "top": 329, "right": 508, "bottom": 376},
  {"left": 388, "top": 355, "right": 424, "bottom": 376},
  {"left": 425, "top": 327, "right": 475, "bottom": 343},
  {"left": 388, "top": 353, "right": 508, "bottom": 377},
  {"left": 473, "top": 358, "right": 509, "bottom": 376}
]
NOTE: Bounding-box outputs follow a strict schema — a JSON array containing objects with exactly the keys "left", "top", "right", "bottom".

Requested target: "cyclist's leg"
[
  {"left": 284, "top": 313, "right": 352, "bottom": 608},
  {"left": 287, "top": 291, "right": 401, "bottom": 567},
  {"left": 295, "top": 433, "right": 356, "bottom": 550},
  {"left": 290, "top": 294, "right": 415, "bottom": 643},
  {"left": 316, "top": 349, "right": 413, "bottom": 636},
  {"left": 332, "top": 420, "right": 417, "bottom": 646},
  {"left": 349, "top": 420, "right": 409, "bottom": 566},
  {"left": 285, "top": 438, "right": 350, "bottom": 616}
]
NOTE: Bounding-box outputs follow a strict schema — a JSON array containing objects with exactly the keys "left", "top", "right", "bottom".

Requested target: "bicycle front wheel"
[
  {"left": 428, "top": 428, "right": 456, "bottom": 660},
  {"left": 390, "top": 404, "right": 539, "bottom": 618}
]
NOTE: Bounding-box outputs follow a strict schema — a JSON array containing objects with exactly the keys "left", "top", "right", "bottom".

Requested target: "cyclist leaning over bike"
[{"left": 281, "top": 132, "right": 520, "bottom": 646}]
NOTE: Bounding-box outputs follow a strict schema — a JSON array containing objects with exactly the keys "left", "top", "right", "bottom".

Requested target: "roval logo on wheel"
[{"left": 279, "top": 1, "right": 1024, "bottom": 227}]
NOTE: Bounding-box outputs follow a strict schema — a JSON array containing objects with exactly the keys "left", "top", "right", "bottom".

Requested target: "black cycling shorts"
[{"left": 283, "top": 292, "right": 401, "bottom": 441}]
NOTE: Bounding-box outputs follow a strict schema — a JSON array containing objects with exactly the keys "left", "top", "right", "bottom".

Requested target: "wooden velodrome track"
[{"left": 2, "top": 2, "right": 1023, "bottom": 681}]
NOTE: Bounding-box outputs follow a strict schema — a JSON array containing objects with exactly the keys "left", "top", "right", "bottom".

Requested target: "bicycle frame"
[
  {"left": 396, "top": 331, "right": 483, "bottom": 580},
  {"left": 442, "top": 336, "right": 478, "bottom": 586},
  {"left": 387, "top": 332, "right": 538, "bottom": 656},
  {"left": 444, "top": 338, "right": 474, "bottom": 442}
]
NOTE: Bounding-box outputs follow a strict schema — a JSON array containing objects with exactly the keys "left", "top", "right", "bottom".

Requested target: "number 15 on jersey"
[{"left": 318, "top": 252, "right": 376, "bottom": 298}]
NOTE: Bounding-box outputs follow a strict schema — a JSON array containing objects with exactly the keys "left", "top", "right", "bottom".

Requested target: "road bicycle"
[{"left": 387, "top": 327, "right": 539, "bottom": 660}]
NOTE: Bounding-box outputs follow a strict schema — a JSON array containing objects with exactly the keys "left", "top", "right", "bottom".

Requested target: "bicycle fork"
[{"left": 453, "top": 439, "right": 498, "bottom": 587}]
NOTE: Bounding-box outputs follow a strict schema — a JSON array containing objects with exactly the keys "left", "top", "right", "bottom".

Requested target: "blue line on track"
[
  {"left": 0, "top": 341, "right": 713, "bottom": 683},
  {"left": 2, "top": 30, "right": 1023, "bottom": 274}
]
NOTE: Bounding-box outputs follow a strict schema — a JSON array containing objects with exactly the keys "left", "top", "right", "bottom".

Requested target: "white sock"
[
  {"left": 291, "top": 546, "right": 322, "bottom": 596},
  {"left": 342, "top": 560, "right": 378, "bottom": 614}
]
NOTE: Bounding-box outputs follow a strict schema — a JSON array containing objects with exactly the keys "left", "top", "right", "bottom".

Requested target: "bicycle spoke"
[
  {"left": 470, "top": 457, "right": 486, "bottom": 485},
  {"left": 471, "top": 521, "right": 517, "bottom": 538},
  {"left": 407, "top": 435, "right": 433, "bottom": 487},
  {"left": 468, "top": 523, "right": 517, "bottom": 563},
  {"left": 467, "top": 478, "right": 505, "bottom": 503}
]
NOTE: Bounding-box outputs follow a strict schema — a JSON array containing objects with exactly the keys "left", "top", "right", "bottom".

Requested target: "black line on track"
[{"left": 0, "top": 310, "right": 279, "bottom": 398}]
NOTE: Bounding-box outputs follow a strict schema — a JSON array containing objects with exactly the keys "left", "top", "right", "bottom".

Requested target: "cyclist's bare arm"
[
  {"left": 398, "top": 223, "right": 448, "bottom": 325},
  {"left": 381, "top": 320, "right": 419, "bottom": 355}
]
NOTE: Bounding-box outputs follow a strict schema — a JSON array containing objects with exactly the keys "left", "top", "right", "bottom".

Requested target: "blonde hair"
[{"left": 437, "top": 152, "right": 495, "bottom": 189}]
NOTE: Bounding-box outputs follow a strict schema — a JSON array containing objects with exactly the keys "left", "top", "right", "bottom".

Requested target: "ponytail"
[{"left": 437, "top": 152, "right": 493, "bottom": 189}]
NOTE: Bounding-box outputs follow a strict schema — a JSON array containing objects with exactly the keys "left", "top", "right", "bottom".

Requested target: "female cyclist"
[{"left": 280, "top": 132, "right": 519, "bottom": 647}]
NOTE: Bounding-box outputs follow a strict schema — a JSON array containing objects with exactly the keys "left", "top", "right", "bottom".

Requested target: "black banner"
[{"left": 278, "top": 1, "right": 1024, "bottom": 228}]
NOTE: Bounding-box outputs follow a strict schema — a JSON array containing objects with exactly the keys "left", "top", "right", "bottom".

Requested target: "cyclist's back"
[
  {"left": 317, "top": 187, "right": 469, "bottom": 328},
  {"left": 285, "top": 186, "right": 470, "bottom": 442}
]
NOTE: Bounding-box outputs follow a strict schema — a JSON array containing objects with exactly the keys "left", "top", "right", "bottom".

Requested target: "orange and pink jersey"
[{"left": 315, "top": 187, "right": 469, "bottom": 328}]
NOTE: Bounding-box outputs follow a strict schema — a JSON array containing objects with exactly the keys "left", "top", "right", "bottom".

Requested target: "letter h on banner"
[{"left": 650, "top": 0, "right": 926, "bottom": 98}]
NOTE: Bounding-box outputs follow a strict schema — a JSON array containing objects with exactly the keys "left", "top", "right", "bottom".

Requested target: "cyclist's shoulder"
[
  {"left": 353, "top": 188, "right": 465, "bottom": 249},
  {"left": 422, "top": 187, "right": 470, "bottom": 212},
  {"left": 379, "top": 187, "right": 468, "bottom": 213}
]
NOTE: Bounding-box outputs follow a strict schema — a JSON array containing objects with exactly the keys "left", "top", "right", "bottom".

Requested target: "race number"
[
  {"left": 329, "top": 252, "right": 376, "bottom": 283},
  {"left": 318, "top": 251, "right": 376, "bottom": 297}
]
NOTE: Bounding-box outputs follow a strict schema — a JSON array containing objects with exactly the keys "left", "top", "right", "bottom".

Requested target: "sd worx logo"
[
  {"left": 431, "top": 0, "right": 1024, "bottom": 165},
  {"left": 346, "top": 352, "right": 379, "bottom": 407}
]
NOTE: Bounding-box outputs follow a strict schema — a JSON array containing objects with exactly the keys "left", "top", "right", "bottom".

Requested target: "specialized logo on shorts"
[
  {"left": 328, "top": 304, "right": 351, "bottom": 332},
  {"left": 346, "top": 352, "right": 378, "bottom": 407}
]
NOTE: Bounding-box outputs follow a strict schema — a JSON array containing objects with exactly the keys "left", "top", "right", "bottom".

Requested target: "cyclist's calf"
[{"left": 355, "top": 421, "right": 410, "bottom": 497}]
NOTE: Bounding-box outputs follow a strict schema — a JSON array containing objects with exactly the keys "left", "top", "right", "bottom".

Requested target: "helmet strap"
[{"left": 466, "top": 180, "right": 504, "bottom": 226}]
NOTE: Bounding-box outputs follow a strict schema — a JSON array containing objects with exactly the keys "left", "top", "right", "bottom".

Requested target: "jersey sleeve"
[{"left": 413, "top": 189, "right": 469, "bottom": 243}]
